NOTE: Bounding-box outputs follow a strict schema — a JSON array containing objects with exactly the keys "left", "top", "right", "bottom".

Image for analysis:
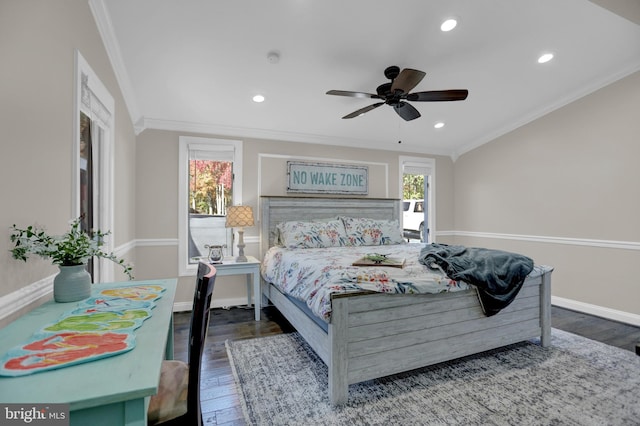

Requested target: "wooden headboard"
[{"left": 260, "top": 196, "right": 401, "bottom": 256}]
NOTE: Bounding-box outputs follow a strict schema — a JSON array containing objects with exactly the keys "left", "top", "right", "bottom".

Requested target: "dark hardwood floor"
[
  {"left": 173, "top": 305, "right": 640, "bottom": 425},
  {"left": 173, "top": 306, "right": 295, "bottom": 425},
  {"left": 550, "top": 306, "right": 640, "bottom": 353}
]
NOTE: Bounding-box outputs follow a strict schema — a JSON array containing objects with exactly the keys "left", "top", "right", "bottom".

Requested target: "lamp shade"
[{"left": 225, "top": 205, "right": 254, "bottom": 228}]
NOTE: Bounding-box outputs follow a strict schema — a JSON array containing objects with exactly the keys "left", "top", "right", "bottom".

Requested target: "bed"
[{"left": 259, "top": 196, "right": 553, "bottom": 405}]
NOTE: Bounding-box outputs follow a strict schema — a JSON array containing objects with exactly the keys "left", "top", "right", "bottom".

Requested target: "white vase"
[{"left": 53, "top": 264, "right": 92, "bottom": 303}]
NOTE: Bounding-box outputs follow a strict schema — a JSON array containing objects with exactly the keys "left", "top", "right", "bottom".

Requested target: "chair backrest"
[{"left": 186, "top": 262, "right": 217, "bottom": 424}]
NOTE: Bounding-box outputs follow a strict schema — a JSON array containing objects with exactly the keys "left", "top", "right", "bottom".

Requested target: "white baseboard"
[{"left": 552, "top": 296, "right": 640, "bottom": 327}]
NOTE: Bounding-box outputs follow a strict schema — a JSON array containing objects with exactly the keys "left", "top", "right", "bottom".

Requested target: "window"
[{"left": 178, "top": 137, "right": 243, "bottom": 276}]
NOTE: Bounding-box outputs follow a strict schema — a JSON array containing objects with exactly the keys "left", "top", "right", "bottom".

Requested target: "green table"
[{"left": 0, "top": 279, "right": 177, "bottom": 426}]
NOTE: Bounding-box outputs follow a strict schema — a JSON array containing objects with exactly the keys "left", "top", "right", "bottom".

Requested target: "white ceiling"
[{"left": 94, "top": 0, "right": 640, "bottom": 158}]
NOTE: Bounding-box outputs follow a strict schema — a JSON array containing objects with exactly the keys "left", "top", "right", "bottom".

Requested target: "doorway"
[
  {"left": 74, "top": 50, "right": 115, "bottom": 282},
  {"left": 400, "top": 157, "right": 434, "bottom": 243}
]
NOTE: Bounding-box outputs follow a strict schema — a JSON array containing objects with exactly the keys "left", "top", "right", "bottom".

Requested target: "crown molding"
[
  {"left": 89, "top": 0, "right": 142, "bottom": 127},
  {"left": 137, "top": 117, "right": 454, "bottom": 158}
]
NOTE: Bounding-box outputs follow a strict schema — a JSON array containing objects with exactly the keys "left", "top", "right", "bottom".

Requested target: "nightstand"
[{"left": 214, "top": 256, "right": 261, "bottom": 320}]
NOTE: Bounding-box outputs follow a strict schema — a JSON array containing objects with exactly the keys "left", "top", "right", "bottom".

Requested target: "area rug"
[{"left": 226, "top": 329, "right": 640, "bottom": 425}]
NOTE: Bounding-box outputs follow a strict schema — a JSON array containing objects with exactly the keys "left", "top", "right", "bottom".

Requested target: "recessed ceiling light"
[
  {"left": 537, "top": 53, "right": 554, "bottom": 64},
  {"left": 434, "top": 121, "right": 445, "bottom": 129},
  {"left": 252, "top": 94, "right": 265, "bottom": 103},
  {"left": 441, "top": 18, "right": 457, "bottom": 32}
]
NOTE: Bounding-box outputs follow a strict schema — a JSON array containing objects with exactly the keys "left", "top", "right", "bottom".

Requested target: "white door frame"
[
  {"left": 399, "top": 156, "right": 436, "bottom": 243},
  {"left": 73, "top": 50, "right": 115, "bottom": 282}
]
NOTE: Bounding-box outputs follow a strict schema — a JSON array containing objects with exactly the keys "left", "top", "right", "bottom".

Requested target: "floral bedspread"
[{"left": 261, "top": 243, "right": 470, "bottom": 322}]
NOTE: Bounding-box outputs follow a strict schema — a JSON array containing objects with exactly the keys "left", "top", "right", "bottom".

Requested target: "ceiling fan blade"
[
  {"left": 407, "top": 90, "right": 469, "bottom": 102},
  {"left": 342, "top": 102, "right": 384, "bottom": 119},
  {"left": 394, "top": 101, "right": 421, "bottom": 121},
  {"left": 326, "top": 90, "right": 380, "bottom": 99},
  {"left": 390, "top": 69, "right": 426, "bottom": 94}
]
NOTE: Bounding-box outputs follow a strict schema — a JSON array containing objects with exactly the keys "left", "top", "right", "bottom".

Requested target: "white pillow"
[
  {"left": 340, "top": 217, "right": 405, "bottom": 246},
  {"left": 276, "top": 219, "right": 348, "bottom": 249}
]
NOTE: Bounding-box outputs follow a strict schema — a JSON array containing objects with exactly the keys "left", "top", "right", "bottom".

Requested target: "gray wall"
[
  {"left": 0, "top": 0, "right": 136, "bottom": 324},
  {"left": 135, "top": 129, "right": 451, "bottom": 306},
  {"left": 451, "top": 70, "right": 640, "bottom": 316}
]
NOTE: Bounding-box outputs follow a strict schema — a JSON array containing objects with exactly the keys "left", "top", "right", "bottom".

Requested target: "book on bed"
[{"left": 352, "top": 253, "right": 405, "bottom": 268}]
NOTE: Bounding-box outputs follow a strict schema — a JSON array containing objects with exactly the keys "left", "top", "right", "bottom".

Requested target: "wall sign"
[{"left": 287, "top": 161, "right": 368, "bottom": 195}]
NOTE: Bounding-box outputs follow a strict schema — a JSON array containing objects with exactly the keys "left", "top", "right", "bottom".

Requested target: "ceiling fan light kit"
[{"left": 326, "top": 65, "right": 468, "bottom": 121}]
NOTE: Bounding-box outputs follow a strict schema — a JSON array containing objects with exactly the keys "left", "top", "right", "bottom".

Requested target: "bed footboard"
[{"left": 327, "top": 266, "right": 553, "bottom": 405}]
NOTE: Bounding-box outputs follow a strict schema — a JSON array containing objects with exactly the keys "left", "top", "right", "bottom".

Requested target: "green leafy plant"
[
  {"left": 10, "top": 217, "right": 133, "bottom": 279},
  {"left": 363, "top": 253, "right": 390, "bottom": 264}
]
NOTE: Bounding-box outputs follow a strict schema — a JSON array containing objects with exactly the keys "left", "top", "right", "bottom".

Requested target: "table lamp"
[{"left": 225, "top": 205, "right": 254, "bottom": 262}]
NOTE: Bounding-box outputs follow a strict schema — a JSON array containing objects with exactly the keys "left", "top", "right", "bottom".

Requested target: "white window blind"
[
  {"left": 188, "top": 144, "right": 235, "bottom": 162},
  {"left": 403, "top": 163, "right": 433, "bottom": 176}
]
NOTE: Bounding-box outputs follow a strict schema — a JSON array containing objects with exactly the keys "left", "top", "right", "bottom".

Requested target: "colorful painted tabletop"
[{"left": 0, "top": 285, "right": 166, "bottom": 377}]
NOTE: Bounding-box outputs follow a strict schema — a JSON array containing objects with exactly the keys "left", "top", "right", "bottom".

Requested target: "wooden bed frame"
[{"left": 259, "top": 196, "right": 552, "bottom": 405}]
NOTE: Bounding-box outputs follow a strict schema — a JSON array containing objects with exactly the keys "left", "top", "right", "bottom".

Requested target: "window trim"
[{"left": 178, "top": 136, "right": 243, "bottom": 276}]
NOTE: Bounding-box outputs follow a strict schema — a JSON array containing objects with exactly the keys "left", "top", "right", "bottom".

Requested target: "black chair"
[{"left": 148, "top": 262, "right": 217, "bottom": 425}]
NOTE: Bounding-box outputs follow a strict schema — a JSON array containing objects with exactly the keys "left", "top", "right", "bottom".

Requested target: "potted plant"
[{"left": 10, "top": 217, "right": 133, "bottom": 302}]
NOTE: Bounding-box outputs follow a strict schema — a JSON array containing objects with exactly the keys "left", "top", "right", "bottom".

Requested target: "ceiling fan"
[{"left": 326, "top": 65, "right": 468, "bottom": 121}]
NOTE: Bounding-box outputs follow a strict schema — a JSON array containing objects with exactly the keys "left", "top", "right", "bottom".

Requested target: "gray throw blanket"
[{"left": 419, "top": 243, "right": 534, "bottom": 316}]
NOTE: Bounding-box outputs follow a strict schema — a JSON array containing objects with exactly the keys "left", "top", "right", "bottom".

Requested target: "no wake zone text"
[{"left": 291, "top": 171, "right": 364, "bottom": 187}]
